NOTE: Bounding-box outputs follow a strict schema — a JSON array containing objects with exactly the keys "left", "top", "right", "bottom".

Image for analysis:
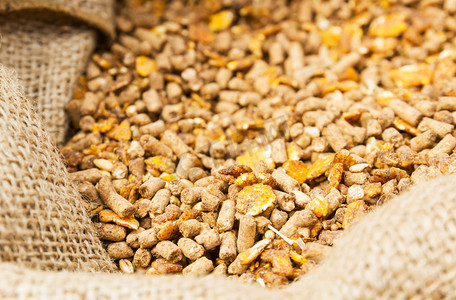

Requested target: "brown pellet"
[
  {"left": 410, "top": 130, "right": 437, "bottom": 152},
  {"left": 178, "top": 219, "right": 201, "bottom": 238},
  {"left": 272, "top": 169, "right": 301, "bottom": 193},
  {"left": 150, "top": 189, "right": 171, "bottom": 214},
  {"left": 323, "top": 124, "right": 348, "bottom": 152},
  {"left": 195, "top": 227, "right": 221, "bottom": 250},
  {"left": 70, "top": 168, "right": 103, "bottom": 184},
  {"left": 138, "top": 227, "right": 159, "bottom": 248},
  {"left": 182, "top": 257, "right": 214, "bottom": 276},
  {"left": 418, "top": 117, "right": 454, "bottom": 138},
  {"left": 427, "top": 134, "right": 456, "bottom": 157},
  {"left": 219, "top": 230, "right": 237, "bottom": 261},
  {"left": 139, "top": 177, "right": 166, "bottom": 199},
  {"left": 438, "top": 96, "right": 456, "bottom": 111},
  {"left": 236, "top": 215, "right": 256, "bottom": 253},
  {"left": 178, "top": 238, "right": 205, "bottom": 261},
  {"left": 280, "top": 209, "right": 317, "bottom": 238},
  {"left": 152, "top": 241, "right": 182, "bottom": 263},
  {"left": 96, "top": 176, "right": 135, "bottom": 218},
  {"left": 107, "top": 242, "right": 134, "bottom": 259},
  {"left": 133, "top": 247, "right": 152, "bottom": 268},
  {"left": 97, "top": 223, "right": 127, "bottom": 241},
  {"left": 389, "top": 99, "right": 423, "bottom": 126}
]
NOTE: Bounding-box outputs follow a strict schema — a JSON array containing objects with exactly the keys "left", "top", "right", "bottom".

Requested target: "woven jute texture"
[
  {"left": 0, "top": 0, "right": 115, "bottom": 40},
  {"left": 0, "top": 0, "right": 114, "bottom": 144},
  {"left": 0, "top": 65, "right": 115, "bottom": 272},
  {"left": 0, "top": 15, "right": 96, "bottom": 144}
]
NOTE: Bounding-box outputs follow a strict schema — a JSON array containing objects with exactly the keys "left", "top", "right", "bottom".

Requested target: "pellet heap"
[{"left": 61, "top": 0, "right": 456, "bottom": 288}]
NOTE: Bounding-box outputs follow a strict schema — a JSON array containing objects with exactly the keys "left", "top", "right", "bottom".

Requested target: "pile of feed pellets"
[{"left": 60, "top": 0, "right": 456, "bottom": 288}]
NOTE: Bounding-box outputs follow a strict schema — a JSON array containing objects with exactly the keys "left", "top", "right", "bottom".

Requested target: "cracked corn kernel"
[
  {"left": 218, "top": 164, "right": 253, "bottom": 178},
  {"left": 306, "top": 195, "right": 329, "bottom": 218},
  {"left": 239, "top": 239, "right": 271, "bottom": 265},
  {"left": 393, "top": 117, "right": 421, "bottom": 136},
  {"left": 136, "top": 56, "right": 157, "bottom": 77},
  {"left": 236, "top": 146, "right": 275, "bottom": 169},
  {"left": 328, "top": 162, "right": 344, "bottom": 189},
  {"left": 99, "top": 209, "right": 139, "bottom": 230},
  {"left": 145, "top": 156, "right": 175, "bottom": 173},
  {"left": 209, "top": 10, "right": 235, "bottom": 32},
  {"left": 107, "top": 120, "right": 132, "bottom": 141},
  {"left": 236, "top": 184, "right": 276, "bottom": 216},
  {"left": 283, "top": 160, "right": 308, "bottom": 184},
  {"left": 389, "top": 64, "right": 432, "bottom": 88},
  {"left": 306, "top": 154, "right": 335, "bottom": 181},
  {"left": 233, "top": 173, "right": 260, "bottom": 187},
  {"left": 368, "top": 13, "right": 407, "bottom": 37},
  {"left": 343, "top": 200, "right": 368, "bottom": 228},
  {"left": 286, "top": 142, "right": 302, "bottom": 161}
]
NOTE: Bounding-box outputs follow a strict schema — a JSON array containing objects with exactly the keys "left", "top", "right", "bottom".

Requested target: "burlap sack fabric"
[
  {"left": 0, "top": 0, "right": 114, "bottom": 144},
  {"left": 1, "top": 1, "right": 456, "bottom": 299}
]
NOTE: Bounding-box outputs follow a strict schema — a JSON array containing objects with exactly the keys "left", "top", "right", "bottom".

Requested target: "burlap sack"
[
  {"left": 0, "top": 65, "right": 115, "bottom": 272},
  {"left": 0, "top": 0, "right": 114, "bottom": 144}
]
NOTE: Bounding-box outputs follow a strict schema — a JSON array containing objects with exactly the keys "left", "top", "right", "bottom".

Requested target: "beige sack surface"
[
  {"left": 0, "top": 0, "right": 114, "bottom": 144},
  {"left": 0, "top": 65, "right": 114, "bottom": 272}
]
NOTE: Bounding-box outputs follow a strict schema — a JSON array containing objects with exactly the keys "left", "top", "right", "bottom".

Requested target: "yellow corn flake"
[
  {"left": 98, "top": 209, "right": 139, "bottom": 230},
  {"left": 340, "top": 67, "right": 359, "bottom": 81},
  {"left": 393, "top": 117, "right": 421, "bottom": 136},
  {"left": 389, "top": 64, "right": 433, "bottom": 88},
  {"left": 337, "top": 80, "right": 358, "bottom": 92},
  {"left": 333, "top": 150, "right": 356, "bottom": 169},
  {"left": 91, "top": 117, "right": 118, "bottom": 133},
  {"left": 306, "top": 195, "right": 329, "bottom": 218},
  {"left": 287, "top": 142, "right": 302, "bottom": 161},
  {"left": 328, "top": 162, "right": 344, "bottom": 189},
  {"left": 248, "top": 34, "right": 265, "bottom": 57},
  {"left": 310, "top": 219, "right": 323, "bottom": 238},
  {"left": 227, "top": 58, "right": 253, "bottom": 71},
  {"left": 239, "top": 239, "right": 271, "bottom": 265},
  {"left": 375, "top": 90, "right": 396, "bottom": 106},
  {"left": 82, "top": 144, "right": 107, "bottom": 156},
  {"left": 306, "top": 154, "right": 335, "bottom": 181},
  {"left": 236, "top": 146, "right": 275, "bottom": 169},
  {"left": 119, "top": 183, "right": 135, "bottom": 200},
  {"left": 367, "top": 37, "right": 398, "bottom": 53},
  {"left": 160, "top": 173, "right": 178, "bottom": 182},
  {"left": 157, "top": 220, "right": 179, "bottom": 241},
  {"left": 283, "top": 160, "right": 308, "bottom": 184},
  {"left": 145, "top": 156, "right": 175, "bottom": 174},
  {"left": 270, "top": 76, "right": 299, "bottom": 89},
  {"left": 233, "top": 172, "right": 259, "bottom": 188},
  {"left": 343, "top": 200, "right": 368, "bottom": 229},
  {"left": 320, "top": 26, "right": 342, "bottom": 48},
  {"left": 368, "top": 13, "right": 408, "bottom": 37},
  {"left": 209, "top": 10, "right": 235, "bottom": 32},
  {"left": 290, "top": 251, "right": 307, "bottom": 265},
  {"left": 236, "top": 184, "right": 276, "bottom": 216},
  {"left": 107, "top": 120, "right": 132, "bottom": 141},
  {"left": 136, "top": 56, "right": 157, "bottom": 77},
  {"left": 89, "top": 205, "right": 103, "bottom": 215},
  {"left": 364, "top": 182, "right": 382, "bottom": 198}
]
